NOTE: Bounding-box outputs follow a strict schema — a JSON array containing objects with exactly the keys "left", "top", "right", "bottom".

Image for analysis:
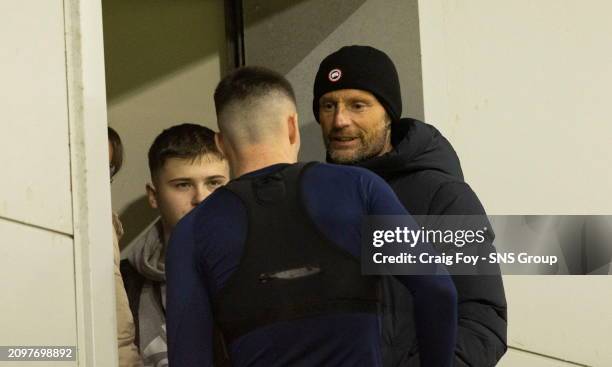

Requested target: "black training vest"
[{"left": 212, "top": 162, "right": 380, "bottom": 343}]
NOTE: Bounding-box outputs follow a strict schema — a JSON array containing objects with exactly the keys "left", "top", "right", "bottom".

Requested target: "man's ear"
[
  {"left": 215, "top": 132, "right": 226, "bottom": 157},
  {"left": 146, "top": 183, "right": 158, "bottom": 209},
  {"left": 288, "top": 112, "right": 301, "bottom": 153},
  {"left": 288, "top": 112, "right": 300, "bottom": 145}
]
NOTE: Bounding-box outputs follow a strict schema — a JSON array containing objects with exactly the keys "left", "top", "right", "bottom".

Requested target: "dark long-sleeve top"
[{"left": 166, "top": 163, "right": 457, "bottom": 367}]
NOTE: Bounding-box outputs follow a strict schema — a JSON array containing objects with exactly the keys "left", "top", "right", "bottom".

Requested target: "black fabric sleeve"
[
  {"left": 367, "top": 170, "right": 459, "bottom": 367},
  {"left": 430, "top": 182, "right": 508, "bottom": 367},
  {"left": 119, "top": 260, "right": 143, "bottom": 348}
]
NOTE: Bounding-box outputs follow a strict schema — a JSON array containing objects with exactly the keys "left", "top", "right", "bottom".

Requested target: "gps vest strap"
[{"left": 212, "top": 162, "right": 379, "bottom": 343}]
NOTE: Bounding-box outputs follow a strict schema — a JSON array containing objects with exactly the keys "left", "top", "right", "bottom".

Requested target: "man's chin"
[{"left": 327, "top": 150, "right": 364, "bottom": 165}]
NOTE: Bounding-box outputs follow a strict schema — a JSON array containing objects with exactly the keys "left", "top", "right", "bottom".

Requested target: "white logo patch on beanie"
[{"left": 328, "top": 68, "right": 342, "bottom": 82}]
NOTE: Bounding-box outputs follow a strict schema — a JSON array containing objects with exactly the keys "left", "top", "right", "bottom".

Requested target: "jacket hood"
[
  {"left": 355, "top": 118, "right": 464, "bottom": 181},
  {"left": 126, "top": 217, "right": 166, "bottom": 282}
]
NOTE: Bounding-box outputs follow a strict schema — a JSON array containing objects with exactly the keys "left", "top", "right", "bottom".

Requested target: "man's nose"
[
  {"left": 192, "top": 186, "right": 208, "bottom": 206},
  {"left": 332, "top": 105, "right": 351, "bottom": 129}
]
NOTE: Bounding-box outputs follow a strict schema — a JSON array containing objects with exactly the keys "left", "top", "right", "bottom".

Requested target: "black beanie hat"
[{"left": 313, "top": 45, "right": 402, "bottom": 123}]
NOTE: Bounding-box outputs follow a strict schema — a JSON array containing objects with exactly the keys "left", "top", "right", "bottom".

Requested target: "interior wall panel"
[
  {"left": 499, "top": 348, "right": 583, "bottom": 367},
  {"left": 0, "top": 218, "right": 77, "bottom": 351},
  {"left": 1, "top": 0, "right": 117, "bottom": 365},
  {"left": 0, "top": 1, "right": 73, "bottom": 235},
  {"left": 418, "top": 0, "right": 612, "bottom": 215},
  {"left": 502, "top": 276, "right": 612, "bottom": 366},
  {"left": 419, "top": 1, "right": 612, "bottom": 365}
]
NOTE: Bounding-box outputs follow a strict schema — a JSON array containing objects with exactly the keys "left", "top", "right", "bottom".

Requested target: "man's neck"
[
  {"left": 378, "top": 141, "right": 394, "bottom": 157},
  {"left": 230, "top": 149, "right": 297, "bottom": 178},
  {"left": 379, "top": 128, "right": 394, "bottom": 156}
]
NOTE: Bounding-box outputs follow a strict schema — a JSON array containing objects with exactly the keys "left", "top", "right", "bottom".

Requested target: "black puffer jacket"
[{"left": 357, "top": 118, "right": 508, "bottom": 367}]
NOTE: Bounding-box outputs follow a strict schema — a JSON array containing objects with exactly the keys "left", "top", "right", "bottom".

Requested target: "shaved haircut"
[{"left": 214, "top": 66, "right": 297, "bottom": 144}]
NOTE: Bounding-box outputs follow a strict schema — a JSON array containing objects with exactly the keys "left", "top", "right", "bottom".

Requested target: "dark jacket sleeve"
[
  {"left": 431, "top": 182, "right": 508, "bottom": 366},
  {"left": 120, "top": 260, "right": 143, "bottom": 348}
]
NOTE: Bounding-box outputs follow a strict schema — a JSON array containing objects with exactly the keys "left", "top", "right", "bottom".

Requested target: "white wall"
[
  {"left": 419, "top": 1, "right": 612, "bottom": 365},
  {"left": 0, "top": 1, "right": 72, "bottom": 235},
  {"left": 0, "top": 0, "right": 117, "bottom": 366},
  {"left": 418, "top": 0, "right": 612, "bottom": 215}
]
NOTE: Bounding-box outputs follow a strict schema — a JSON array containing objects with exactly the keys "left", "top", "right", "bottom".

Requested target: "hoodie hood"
[
  {"left": 127, "top": 217, "right": 166, "bottom": 282},
  {"left": 354, "top": 118, "right": 464, "bottom": 182}
]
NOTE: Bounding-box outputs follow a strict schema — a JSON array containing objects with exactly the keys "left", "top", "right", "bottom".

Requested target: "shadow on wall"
[
  {"left": 244, "top": 0, "right": 369, "bottom": 162},
  {"left": 102, "top": 0, "right": 228, "bottom": 102},
  {"left": 299, "top": 120, "right": 326, "bottom": 162},
  {"left": 244, "top": 0, "right": 367, "bottom": 75},
  {"left": 118, "top": 196, "right": 158, "bottom": 249}
]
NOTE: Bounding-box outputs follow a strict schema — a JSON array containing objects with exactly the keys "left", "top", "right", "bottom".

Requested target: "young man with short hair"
[
  {"left": 166, "top": 67, "right": 458, "bottom": 367},
  {"left": 121, "top": 123, "right": 229, "bottom": 367}
]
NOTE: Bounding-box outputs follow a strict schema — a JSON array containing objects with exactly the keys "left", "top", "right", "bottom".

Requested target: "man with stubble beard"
[{"left": 313, "top": 45, "right": 508, "bottom": 367}]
